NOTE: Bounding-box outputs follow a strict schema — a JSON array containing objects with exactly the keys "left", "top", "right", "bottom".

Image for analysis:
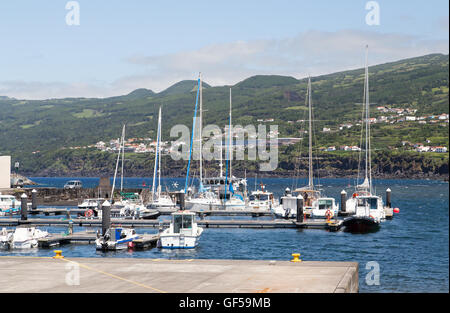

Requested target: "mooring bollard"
[
  {"left": 101, "top": 200, "right": 111, "bottom": 236},
  {"left": 179, "top": 192, "right": 185, "bottom": 211},
  {"left": 20, "top": 193, "right": 28, "bottom": 221},
  {"left": 53, "top": 250, "right": 64, "bottom": 259},
  {"left": 341, "top": 190, "right": 347, "bottom": 213},
  {"left": 291, "top": 253, "right": 302, "bottom": 262},
  {"left": 68, "top": 220, "right": 73, "bottom": 235},
  {"left": 31, "top": 189, "right": 37, "bottom": 211},
  {"left": 386, "top": 188, "right": 391, "bottom": 208},
  {"left": 296, "top": 194, "right": 303, "bottom": 222}
]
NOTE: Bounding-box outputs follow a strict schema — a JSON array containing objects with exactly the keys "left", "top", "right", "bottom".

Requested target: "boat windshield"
[
  {"left": 249, "top": 195, "right": 256, "bottom": 201},
  {"left": 357, "top": 197, "right": 378, "bottom": 210},
  {"left": 173, "top": 214, "right": 193, "bottom": 233},
  {"left": 318, "top": 199, "right": 333, "bottom": 210},
  {"left": 259, "top": 194, "right": 269, "bottom": 201}
]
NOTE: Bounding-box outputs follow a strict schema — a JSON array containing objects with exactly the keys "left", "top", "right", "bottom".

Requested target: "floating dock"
[
  {"left": 26, "top": 207, "right": 273, "bottom": 217},
  {"left": 0, "top": 217, "right": 343, "bottom": 230},
  {"left": 36, "top": 231, "right": 159, "bottom": 249},
  {"left": 0, "top": 256, "right": 358, "bottom": 293}
]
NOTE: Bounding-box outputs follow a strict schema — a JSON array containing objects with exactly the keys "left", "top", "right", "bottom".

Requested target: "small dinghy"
[{"left": 95, "top": 227, "right": 140, "bottom": 251}]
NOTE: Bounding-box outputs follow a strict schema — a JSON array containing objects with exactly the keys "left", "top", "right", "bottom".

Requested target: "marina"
[{"left": 0, "top": 177, "right": 448, "bottom": 292}]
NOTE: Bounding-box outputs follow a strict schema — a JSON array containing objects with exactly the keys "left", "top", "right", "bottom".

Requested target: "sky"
[{"left": 0, "top": 0, "right": 448, "bottom": 99}]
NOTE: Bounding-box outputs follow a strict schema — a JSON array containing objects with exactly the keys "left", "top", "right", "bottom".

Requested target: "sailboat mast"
[
  {"left": 219, "top": 140, "right": 223, "bottom": 177},
  {"left": 229, "top": 88, "right": 232, "bottom": 179},
  {"left": 111, "top": 125, "right": 125, "bottom": 202},
  {"left": 158, "top": 107, "right": 162, "bottom": 198},
  {"left": 365, "top": 45, "right": 373, "bottom": 193},
  {"left": 120, "top": 125, "right": 125, "bottom": 192},
  {"left": 308, "top": 76, "right": 313, "bottom": 189},
  {"left": 199, "top": 73, "right": 203, "bottom": 186},
  {"left": 184, "top": 78, "right": 201, "bottom": 194},
  {"left": 364, "top": 46, "right": 369, "bottom": 188},
  {"left": 151, "top": 108, "right": 161, "bottom": 201}
]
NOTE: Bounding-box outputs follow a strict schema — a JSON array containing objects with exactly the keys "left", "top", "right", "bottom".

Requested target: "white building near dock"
[{"left": 0, "top": 156, "right": 11, "bottom": 189}]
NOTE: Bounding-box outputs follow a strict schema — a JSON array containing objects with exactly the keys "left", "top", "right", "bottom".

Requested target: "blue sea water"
[{"left": 2, "top": 177, "right": 448, "bottom": 293}]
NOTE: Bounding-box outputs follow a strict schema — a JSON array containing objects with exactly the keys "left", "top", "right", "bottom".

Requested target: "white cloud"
[{"left": 1, "top": 29, "right": 448, "bottom": 99}]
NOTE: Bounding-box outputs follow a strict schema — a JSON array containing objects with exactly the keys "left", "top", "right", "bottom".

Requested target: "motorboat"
[
  {"left": 158, "top": 211, "right": 203, "bottom": 249},
  {"left": 247, "top": 185, "right": 277, "bottom": 212},
  {"left": 273, "top": 191, "right": 299, "bottom": 219},
  {"left": 311, "top": 197, "right": 339, "bottom": 219},
  {"left": 8, "top": 227, "right": 49, "bottom": 249},
  {"left": 78, "top": 198, "right": 104, "bottom": 217},
  {"left": 343, "top": 192, "right": 385, "bottom": 232},
  {"left": 0, "top": 194, "right": 20, "bottom": 216},
  {"left": 95, "top": 227, "right": 140, "bottom": 251}
]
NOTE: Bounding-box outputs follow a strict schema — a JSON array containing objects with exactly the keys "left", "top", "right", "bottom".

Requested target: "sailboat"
[
  {"left": 147, "top": 106, "right": 176, "bottom": 210},
  {"left": 343, "top": 46, "right": 386, "bottom": 233},
  {"left": 185, "top": 76, "right": 246, "bottom": 211},
  {"left": 109, "top": 126, "right": 158, "bottom": 219},
  {"left": 276, "top": 77, "right": 338, "bottom": 219}
]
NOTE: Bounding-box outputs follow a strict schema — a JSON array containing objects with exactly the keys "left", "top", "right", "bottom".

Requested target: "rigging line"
[
  {"left": 356, "top": 62, "right": 366, "bottom": 189},
  {"left": 292, "top": 82, "right": 308, "bottom": 191},
  {"left": 311, "top": 99, "right": 321, "bottom": 192},
  {"left": 184, "top": 77, "right": 201, "bottom": 194}
]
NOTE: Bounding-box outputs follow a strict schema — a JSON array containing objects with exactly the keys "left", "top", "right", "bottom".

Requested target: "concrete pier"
[{"left": 0, "top": 257, "right": 358, "bottom": 293}]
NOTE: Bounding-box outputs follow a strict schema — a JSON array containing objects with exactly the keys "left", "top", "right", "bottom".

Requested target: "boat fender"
[{"left": 393, "top": 208, "right": 400, "bottom": 213}]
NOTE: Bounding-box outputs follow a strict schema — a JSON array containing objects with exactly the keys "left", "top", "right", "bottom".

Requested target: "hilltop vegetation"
[{"left": 0, "top": 53, "right": 448, "bottom": 178}]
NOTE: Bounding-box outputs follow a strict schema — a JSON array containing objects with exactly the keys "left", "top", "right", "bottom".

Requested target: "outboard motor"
[{"left": 281, "top": 194, "right": 297, "bottom": 219}]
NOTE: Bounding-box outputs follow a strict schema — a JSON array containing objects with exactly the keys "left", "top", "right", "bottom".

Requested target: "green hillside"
[{"left": 0, "top": 53, "right": 448, "bottom": 177}]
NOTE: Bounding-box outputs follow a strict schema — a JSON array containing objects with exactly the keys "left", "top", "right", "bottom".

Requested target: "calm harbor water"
[{"left": 2, "top": 177, "right": 448, "bottom": 293}]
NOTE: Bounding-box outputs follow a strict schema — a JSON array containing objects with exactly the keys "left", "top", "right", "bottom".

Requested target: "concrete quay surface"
[{"left": 0, "top": 256, "right": 358, "bottom": 293}]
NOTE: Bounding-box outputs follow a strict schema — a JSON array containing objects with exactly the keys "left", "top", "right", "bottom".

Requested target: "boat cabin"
[
  {"left": 249, "top": 191, "right": 273, "bottom": 202},
  {"left": 171, "top": 212, "right": 196, "bottom": 235},
  {"left": 318, "top": 198, "right": 335, "bottom": 211},
  {"left": 0, "top": 195, "right": 18, "bottom": 209},
  {"left": 356, "top": 196, "right": 380, "bottom": 210},
  {"left": 106, "top": 227, "right": 136, "bottom": 241}
]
